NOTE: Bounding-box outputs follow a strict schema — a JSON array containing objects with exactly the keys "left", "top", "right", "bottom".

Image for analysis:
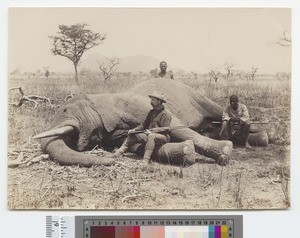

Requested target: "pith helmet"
[{"left": 148, "top": 91, "right": 167, "bottom": 103}]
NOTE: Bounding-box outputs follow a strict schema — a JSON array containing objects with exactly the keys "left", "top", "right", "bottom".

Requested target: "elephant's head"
[{"left": 35, "top": 94, "right": 115, "bottom": 166}]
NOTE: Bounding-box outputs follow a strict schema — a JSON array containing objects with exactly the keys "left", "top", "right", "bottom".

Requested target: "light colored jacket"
[{"left": 222, "top": 103, "right": 250, "bottom": 123}]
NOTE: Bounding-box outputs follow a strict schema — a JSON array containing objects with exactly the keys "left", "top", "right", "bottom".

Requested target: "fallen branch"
[
  {"left": 9, "top": 148, "right": 41, "bottom": 153},
  {"left": 64, "top": 93, "right": 74, "bottom": 102},
  {"left": 9, "top": 87, "right": 52, "bottom": 108},
  {"left": 8, "top": 154, "right": 49, "bottom": 168},
  {"left": 9, "top": 87, "right": 25, "bottom": 95},
  {"left": 12, "top": 95, "right": 51, "bottom": 108},
  {"left": 122, "top": 194, "right": 139, "bottom": 203},
  {"left": 8, "top": 152, "right": 24, "bottom": 168}
]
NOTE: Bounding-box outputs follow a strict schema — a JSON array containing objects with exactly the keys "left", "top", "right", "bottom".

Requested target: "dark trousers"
[{"left": 219, "top": 120, "right": 250, "bottom": 144}]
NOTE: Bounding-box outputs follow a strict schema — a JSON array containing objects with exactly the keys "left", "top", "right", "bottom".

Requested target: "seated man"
[
  {"left": 155, "top": 61, "right": 174, "bottom": 79},
  {"left": 219, "top": 94, "right": 252, "bottom": 149},
  {"left": 114, "top": 91, "right": 172, "bottom": 163}
]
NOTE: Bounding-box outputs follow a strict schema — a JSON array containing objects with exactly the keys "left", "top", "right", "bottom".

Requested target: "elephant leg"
[
  {"left": 231, "top": 130, "right": 269, "bottom": 147},
  {"left": 152, "top": 140, "right": 196, "bottom": 166},
  {"left": 170, "top": 128, "right": 233, "bottom": 165},
  {"left": 248, "top": 130, "right": 269, "bottom": 146},
  {"left": 128, "top": 140, "right": 196, "bottom": 166},
  {"left": 202, "top": 127, "right": 269, "bottom": 147}
]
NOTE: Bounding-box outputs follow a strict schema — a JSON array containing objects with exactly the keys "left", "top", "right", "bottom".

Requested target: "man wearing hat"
[
  {"left": 114, "top": 91, "right": 172, "bottom": 162},
  {"left": 219, "top": 94, "right": 252, "bottom": 149}
]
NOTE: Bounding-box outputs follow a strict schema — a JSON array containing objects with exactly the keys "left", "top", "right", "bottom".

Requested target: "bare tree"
[
  {"left": 274, "top": 31, "right": 291, "bottom": 81},
  {"left": 32, "top": 69, "right": 43, "bottom": 80},
  {"left": 149, "top": 68, "right": 158, "bottom": 78},
  {"left": 98, "top": 57, "right": 120, "bottom": 83},
  {"left": 276, "top": 72, "right": 290, "bottom": 81},
  {"left": 224, "top": 62, "right": 235, "bottom": 80},
  {"left": 49, "top": 23, "right": 106, "bottom": 85},
  {"left": 191, "top": 71, "right": 198, "bottom": 80},
  {"left": 43, "top": 66, "right": 50, "bottom": 78},
  {"left": 249, "top": 66, "right": 258, "bottom": 81},
  {"left": 10, "top": 68, "right": 21, "bottom": 77},
  {"left": 208, "top": 68, "right": 221, "bottom": 83},
  {"left": 277, "top": 31, "right": 292, "bottom": 47}
]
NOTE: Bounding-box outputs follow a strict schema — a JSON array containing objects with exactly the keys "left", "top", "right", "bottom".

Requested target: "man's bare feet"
[{"left": 245, "top": 143, "right": 252, "bottom": 149}]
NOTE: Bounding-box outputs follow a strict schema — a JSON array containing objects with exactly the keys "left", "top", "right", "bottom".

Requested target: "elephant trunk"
[{"left": 41, "top": 137, "right": 114, "bottom": 167}]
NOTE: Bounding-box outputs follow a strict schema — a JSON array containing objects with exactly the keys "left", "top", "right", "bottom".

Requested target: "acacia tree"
[
  {"left": 49, "top": 23, "right": 106, "bottom": 85},
  {"left": 98, "top": 57, "right": 120, "bottom": 83}
]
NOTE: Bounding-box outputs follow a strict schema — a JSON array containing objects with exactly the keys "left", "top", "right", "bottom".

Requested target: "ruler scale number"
[
  {"left": 85, "top": 219, "right": 229, "bottom": 226},
  {"left": 46, "top": 216, "right": 242, "bottom": 238},
  {"left": 85, "top": 218, "right": 233, "bottom": 238}
]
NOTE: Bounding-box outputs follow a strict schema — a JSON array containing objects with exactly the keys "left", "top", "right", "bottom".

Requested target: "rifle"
[
  {"left": 128, "top": 125, "right": 191, "bottom": 134},
  {"left": 211, "top": 120, "right": 270, "bottom": 125}
]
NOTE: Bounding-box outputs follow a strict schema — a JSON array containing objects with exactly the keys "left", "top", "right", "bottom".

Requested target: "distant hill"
[
  {"left": 119, "top": 55, "right": 161, "bottom": 73},
  {"left": 10, "top": 53, "right": 182, "bottom": 74},
  {"left": 80, "top": 53, "right": 161, "bottom": 73}
]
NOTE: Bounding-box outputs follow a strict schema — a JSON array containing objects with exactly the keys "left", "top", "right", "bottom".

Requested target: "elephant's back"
[{"left": 130, "top": 78, "right": 223, "bottom": 126}]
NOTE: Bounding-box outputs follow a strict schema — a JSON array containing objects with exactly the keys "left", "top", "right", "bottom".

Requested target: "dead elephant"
[{"left": 35, "top": 78, "right": 260, "bottom": 167}]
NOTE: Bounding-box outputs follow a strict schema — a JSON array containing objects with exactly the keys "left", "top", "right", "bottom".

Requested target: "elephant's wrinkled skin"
[{"left": 40, "top": 78, "right": 233, "bottom": 166}]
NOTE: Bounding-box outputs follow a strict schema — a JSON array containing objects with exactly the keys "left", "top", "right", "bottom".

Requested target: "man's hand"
[
  {"left": 128, "top": 129, "right": 136, "bottom": 134},
  {"left": 230, "top": 117, "right": 240, "bottom": 124},
  {"left": 144, "top": 129, "right": 151, "bottom": 135}
]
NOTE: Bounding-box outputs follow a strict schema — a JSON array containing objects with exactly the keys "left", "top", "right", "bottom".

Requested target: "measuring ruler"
[
  {"left": 46, "top": 216, "right": 75, "bottom": 238},
  {"left": 46, "top": 215, "right": 243, "bottom": 238}
]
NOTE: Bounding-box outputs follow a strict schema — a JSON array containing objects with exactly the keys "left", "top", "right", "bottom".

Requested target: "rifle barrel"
[
  {"left": 211, "top": 121, "right": 269, "bottom": 124},
  {"left": 129, "top": 125, "right": 190, "bottom": 134}
]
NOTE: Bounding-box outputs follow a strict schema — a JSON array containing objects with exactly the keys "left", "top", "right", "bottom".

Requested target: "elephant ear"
[{"left": 88, "top": 95, "right": 124, "bottom": 133}]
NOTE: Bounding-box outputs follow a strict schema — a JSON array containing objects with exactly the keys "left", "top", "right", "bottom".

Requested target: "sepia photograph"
[{"left": 8, "top": 8, "right": 291, "bottom": 210}]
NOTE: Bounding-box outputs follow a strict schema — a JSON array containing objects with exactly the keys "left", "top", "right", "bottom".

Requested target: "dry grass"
[{"left": 8, "top": 72, "right": 290, "bottom": 209}]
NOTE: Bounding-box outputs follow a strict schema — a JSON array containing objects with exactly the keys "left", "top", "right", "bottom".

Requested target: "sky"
[{"left": 8, "top": 8, "right": 291, "bottom": 74}]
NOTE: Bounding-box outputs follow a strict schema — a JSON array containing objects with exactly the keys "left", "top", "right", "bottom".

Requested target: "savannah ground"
[{"left": 8, "top": 72, "right": 290, "bottom": 209}]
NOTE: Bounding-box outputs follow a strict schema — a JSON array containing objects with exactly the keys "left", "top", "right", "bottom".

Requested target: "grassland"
[{"left": 8, "top": 72, "right": 290, "bottom": 209}]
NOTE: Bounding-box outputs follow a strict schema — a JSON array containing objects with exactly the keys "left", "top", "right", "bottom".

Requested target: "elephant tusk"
[{"left": 33, "top": 125, "right": 74, "bottom": 139}]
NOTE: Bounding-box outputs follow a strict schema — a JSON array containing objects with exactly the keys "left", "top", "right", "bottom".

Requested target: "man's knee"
[
  {"left": 244, "top": 121, "right": 251, "bottom": 131},
  {"left": 148, "top": 133, "right": 168, "bottom": 145},
  {"left": 147, "top": 133, "right": 156, "bottom": 141},
  {"left": 126, "top": 133, "right": 147, "bottom": 146},
  {"left": 219, "top": 121, "right": 231, "bottom": 140},
  {"left": 126, "top": 134, "right": 137, "bottom": 144}
]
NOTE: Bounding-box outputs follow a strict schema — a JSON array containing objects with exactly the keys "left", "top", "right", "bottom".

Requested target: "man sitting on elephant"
[
  {"left": 219, "top": 94, "right": 252, "bottom": 149},
  {"left": 114, "top": 91, "right": 172, "bottom": 163}
]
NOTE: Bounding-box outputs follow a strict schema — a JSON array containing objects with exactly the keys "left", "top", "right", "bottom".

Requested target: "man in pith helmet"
[{"left": 114, "top": 91, "right": 172, "bottom": 162}]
